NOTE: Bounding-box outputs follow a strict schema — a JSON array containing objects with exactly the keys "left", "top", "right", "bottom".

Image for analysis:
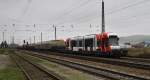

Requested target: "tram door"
[{"left": 85, "top": 38, "right": 93, "bottom": 51}]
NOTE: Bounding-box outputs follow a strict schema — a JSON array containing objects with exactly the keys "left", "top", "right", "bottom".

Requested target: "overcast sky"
[{"left": 0, "top": 0, "right": 150, "bottom": 44}]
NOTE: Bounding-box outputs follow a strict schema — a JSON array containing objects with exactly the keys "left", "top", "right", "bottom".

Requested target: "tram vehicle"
[{"left": 65, "top": 32, "right": 126, "bottom": 57}]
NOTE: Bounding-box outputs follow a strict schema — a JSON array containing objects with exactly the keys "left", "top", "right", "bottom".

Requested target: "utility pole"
[
  {"left": 2, "top": 32, "right": 4, "bottom": 42},
  {"left": 29, "top": 37, "right": 31, "bottom": 44},
  {"left": 12, "top": 36, "right": 14, "bottom": 44},
  {"left": 41, "top": 32, "right": 42, "bottom": 44},
  {"left": 34, "top": 36, "right": 35, "bottom": 44},
  {"left": 33, "top": 24, "right": 35, "bottom": 44},
  {"left": 12, "top": 24, "right": 15, "bottom": 44},
  {"left": 102, "top": 0, "right": 105, "bottom": 33},
  {"left": 55, "top": 26, "right": 56, "bottom": 40},
  {"left": 90, "top": 24, "right": 92, "bottom": 28},
  {"left": 53, "top": 25, "right": 57, "bottom": 40}
]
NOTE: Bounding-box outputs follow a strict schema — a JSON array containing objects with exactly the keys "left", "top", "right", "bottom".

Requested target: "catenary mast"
[{"left": 102, "top": 0, "right": 105, "bottom": 33}]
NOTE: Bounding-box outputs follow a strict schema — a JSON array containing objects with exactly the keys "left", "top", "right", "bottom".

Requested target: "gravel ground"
[
  {"left": 47, "top": 54, "right": 150, "bottom": 79},
  {"left": 21, "top": 52, "right": 110, "bottom": 80},
  {"left": 0, "top": 54, "right": 10, "bottom": 69}
]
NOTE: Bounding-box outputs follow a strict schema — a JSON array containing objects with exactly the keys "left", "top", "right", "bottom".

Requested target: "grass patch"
[
  {"left": 0, "top": 49, "right": 25, "bottom": 80},
  {"left": 0, "top": 49, "right": 15, "bottom": 55},
  {"left": 0, "top": 55, "right": 25, "bottom": 80},
  {"left": 128, "top": 47, "right": 150, "bottom": 58},
  {"left": 0, "top": 65, "right": 25, "bottom": 80},
  {"left": 0, "top": 49, "right": 6, "bottom": 54}
]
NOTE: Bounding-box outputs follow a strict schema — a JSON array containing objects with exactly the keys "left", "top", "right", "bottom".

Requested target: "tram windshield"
[{"left": 109, "top": 36, "right": 119, "bottom": 46}]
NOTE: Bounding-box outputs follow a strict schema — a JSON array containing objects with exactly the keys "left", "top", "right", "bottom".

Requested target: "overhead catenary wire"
[
  {"left": 54, "top": 0, "right": 92, "bottom": 24},
  {"left": 81, "top": 0, "right": 150, "bottom": 24},
  {"left": 58, "top": 0, "right": 150, "bottom": 24},
  {"left": 107, "top": 0, "right": 150, "bottom": 14}
]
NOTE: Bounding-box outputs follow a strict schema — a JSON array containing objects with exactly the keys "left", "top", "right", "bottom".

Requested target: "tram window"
[
  {"left": 85, "top": 38, "right": 93, "bottom": 47},
  {"left": 75, "top": 41, "right": 77, "bottom": 47},
  {"left": 71, "top": 40, "right": 77, "bottom": 47},
  {"left": 79, "top": 40, "right": 83, "bottom": 47}
]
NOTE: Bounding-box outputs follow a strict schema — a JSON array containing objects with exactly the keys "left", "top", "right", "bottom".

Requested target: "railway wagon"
[
  {"left": 32, "top": 40, "right": 66, "bottom": 51},
  {"left": 65, "top": 32, "right": 127, "bottom": 57}
]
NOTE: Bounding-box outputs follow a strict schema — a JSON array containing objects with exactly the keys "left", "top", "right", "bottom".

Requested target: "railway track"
[
  {"left": 10, "top": 52, "right": 65, "bottom": 80},
  {"left": 121, "top": 57, "right": 150, "bottom": 63},
  {"left": 33, "top": 51, "right": 150, "bottom": 70},
  {"left": 22, "top": 51, "right": 150, "bottom": 80}
]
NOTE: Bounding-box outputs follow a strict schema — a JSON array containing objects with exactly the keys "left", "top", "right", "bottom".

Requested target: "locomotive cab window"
[{"left": 109, "top": 36, "right": 119, "bottom": 46}]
